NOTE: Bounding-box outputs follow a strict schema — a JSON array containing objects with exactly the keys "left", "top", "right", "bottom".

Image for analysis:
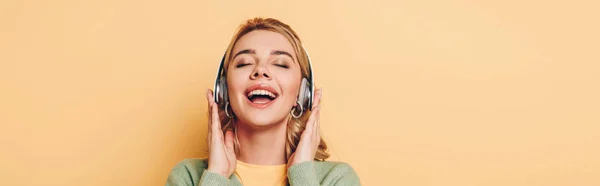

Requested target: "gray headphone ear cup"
[
  {"left": 298, "top": 78, "right": 310, "bottom": 110},
  {"left": 306, "top": 78, "right": 313, "bottom": 110},
  {"left": 220, "top": 77, "right": 228, "bottom": 104},
  {"left": 215, "top": 76, "right": 228, "bottom": 104}
]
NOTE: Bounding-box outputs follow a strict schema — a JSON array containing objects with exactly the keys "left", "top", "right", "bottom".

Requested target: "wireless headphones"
[{"left": 214, "top": 45, "right": 314, "bottom": 118}]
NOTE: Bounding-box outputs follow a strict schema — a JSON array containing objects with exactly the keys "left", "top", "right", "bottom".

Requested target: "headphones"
[{"left": 214, "top": 45, "right": 314, "bottom": 118}]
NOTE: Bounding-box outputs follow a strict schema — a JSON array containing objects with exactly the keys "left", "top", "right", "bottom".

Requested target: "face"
[{"left": 226, "top": 30, "right": 302, "bottom": 127}]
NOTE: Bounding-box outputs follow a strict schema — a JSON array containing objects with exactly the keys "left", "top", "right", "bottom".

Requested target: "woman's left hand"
[{"left": 287, "top": 88, "right": 322, "bottom": 168}]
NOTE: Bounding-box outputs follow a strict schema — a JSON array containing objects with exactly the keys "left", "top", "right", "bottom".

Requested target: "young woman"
[{"left": 166, "top": 17, "right": 360, "bottom": 186}]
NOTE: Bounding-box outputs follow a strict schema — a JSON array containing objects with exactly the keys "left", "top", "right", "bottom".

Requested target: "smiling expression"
[{"left": 226, "top": 30, "right": 303, "bottom": 127}]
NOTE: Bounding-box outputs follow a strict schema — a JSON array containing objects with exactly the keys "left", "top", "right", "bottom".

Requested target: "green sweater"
[{"left": 165, "top": 158, "right": 361, "bottom": 186}]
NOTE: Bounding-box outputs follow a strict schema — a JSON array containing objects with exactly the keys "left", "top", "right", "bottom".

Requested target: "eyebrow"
[
  {"left": 271, "top": 50, "right": 294, "bottom": 61},
  {"left": 232, "top": 49, "right": 255, "bottom": 60},
  {"left": 232, "top": 49, "right": 295, "bottom": 62}
]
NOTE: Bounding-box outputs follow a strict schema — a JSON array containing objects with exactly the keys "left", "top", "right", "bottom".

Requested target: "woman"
[{"left": 166, "top": 17, "right": 360, "bottom": 186}]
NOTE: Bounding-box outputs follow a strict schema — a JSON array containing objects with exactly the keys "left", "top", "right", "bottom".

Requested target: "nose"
[{"left": 250, "top": 66, "right": 271, "bottom": 80}]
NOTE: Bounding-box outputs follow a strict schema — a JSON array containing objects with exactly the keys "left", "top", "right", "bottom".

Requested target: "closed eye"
[
  {"left": 275, "top": 64, "right": 289, "bottom": 68},
  {"left": 236, "top": 63, "right": 252, "bottom": 68}
]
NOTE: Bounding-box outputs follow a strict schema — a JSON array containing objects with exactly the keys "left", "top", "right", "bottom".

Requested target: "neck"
[{"left": 234, "top": 118, "right": 288, "bottom": 165}]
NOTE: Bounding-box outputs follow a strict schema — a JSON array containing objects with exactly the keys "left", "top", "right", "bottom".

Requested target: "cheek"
[
  {"left": 226, "top": 71, "right": 249, "bottom": 101},
  {"left": 276, "top": 72, "right": 302, "bottom": 101}
]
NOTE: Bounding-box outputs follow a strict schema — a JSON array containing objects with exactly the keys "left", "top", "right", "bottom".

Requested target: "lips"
[{"left": 244, "top": 84, "right": 279, "bottom": 107}]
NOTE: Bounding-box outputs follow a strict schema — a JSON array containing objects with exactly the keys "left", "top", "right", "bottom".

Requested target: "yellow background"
[{"left": 1, "top": 0, "right": 599, "bottom": 185}]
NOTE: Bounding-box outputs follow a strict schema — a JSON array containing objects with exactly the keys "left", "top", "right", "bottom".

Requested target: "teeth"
[{"left": 247, "top": 89, "right": 277, "bottom": 99}]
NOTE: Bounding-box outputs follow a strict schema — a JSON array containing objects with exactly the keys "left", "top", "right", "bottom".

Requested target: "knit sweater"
[{"left": 165, "top": 158, "right": 361, "bottom": 186}]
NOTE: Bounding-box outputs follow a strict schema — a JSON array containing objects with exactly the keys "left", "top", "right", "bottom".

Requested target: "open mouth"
[{"left": 246, "top": 89, "right": 278, "bottom": 105}]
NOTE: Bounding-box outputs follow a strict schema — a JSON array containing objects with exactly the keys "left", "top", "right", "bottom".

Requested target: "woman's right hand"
[{"left": 205, "top": 89, "right": 237, "bottom": 178}]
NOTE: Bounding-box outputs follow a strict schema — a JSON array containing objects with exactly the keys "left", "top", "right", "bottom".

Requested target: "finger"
[
  {"left": 313, "top": 108, "right": 321, "bottom": 148},
  {"left": 207, "top": 129, "right": 212, "bottom": 150},
  {"left": 303, "top": 106, "right": 319, "bottom": 135},
  {"left": 211, "top": 102, "right": 223, "bottom": 138},
  {"left": 315, "top": 109, "right": 321, "bottom": 144},
  {"left": 207, "top": 103, "right": 222, "bottom": 150},
  {"left": 224, "top": 130, "right": 235, "bottom": 154},
  {"left": 311, "top": 88, "right": 322, "bottom": 110},
  {"left": 313, "top": 105, "right": 321, "bottom": 134},
  {"left": 206, "top": 89, "right": 214, "bottom": 112},
  {"left": 206, "top": 89, "right": 213, "bottom": 131},
  {"left": 206, "top": 89, "right": 213, "bottom": 148},
  {"left": 224, "top": 130, "right": 236, "bottom": 171}
]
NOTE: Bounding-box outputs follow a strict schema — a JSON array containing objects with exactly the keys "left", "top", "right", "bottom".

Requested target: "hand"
[
  {"left": 205, "top": 89, "right": 236, "bottom": 178},
  {"left": 287, "top": 88, "right": 322, "bottom": 168}
]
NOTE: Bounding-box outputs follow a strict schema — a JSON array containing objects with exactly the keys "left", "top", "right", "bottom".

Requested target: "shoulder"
[
  {"left": 287, "top": 160, "right": 361, "bottom": 186},
  {"left": 165, "top": 158, "right": 209, "bottom": 186},
  {"left": 314, "top": 160, "right": 357, "bottom": 175},
  {"left": 173, "top": 158, "right": 209, "bottom": 171},
  {"left": 314, "top": 161, "right": 361, "bottom": 185}
]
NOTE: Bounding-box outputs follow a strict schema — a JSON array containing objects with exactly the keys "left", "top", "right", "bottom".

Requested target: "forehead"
[{"left": 233, "top": 30, "right": 296, "bottom": 57}]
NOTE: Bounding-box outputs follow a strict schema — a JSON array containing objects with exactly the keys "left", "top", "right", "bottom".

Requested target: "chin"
[{"left": 236, "top": 110, "right": 289, "bottom": 129}]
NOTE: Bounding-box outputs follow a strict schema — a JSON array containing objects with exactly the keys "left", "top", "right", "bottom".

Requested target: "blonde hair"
[{"left": 215, "top": 17, "right": 329, "bottom": 161}]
